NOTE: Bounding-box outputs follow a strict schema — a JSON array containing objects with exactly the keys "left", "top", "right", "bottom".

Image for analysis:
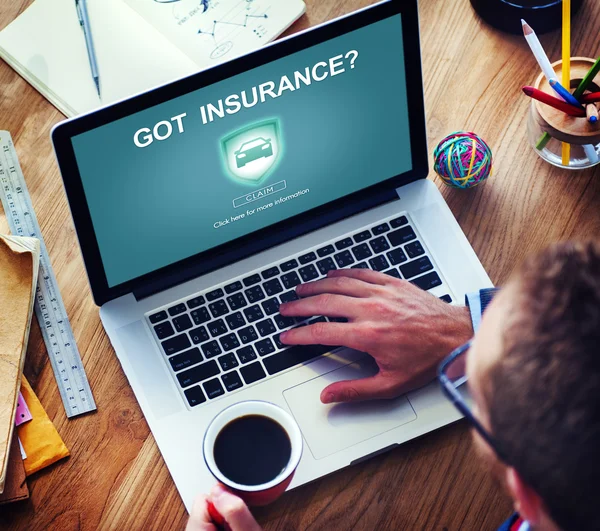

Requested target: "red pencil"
[
  {"left": 522, "top": 86, "right": 586, "bottom": 117},
  {"left": 581, "top": 91, "right": 600, "bottom": 104}
]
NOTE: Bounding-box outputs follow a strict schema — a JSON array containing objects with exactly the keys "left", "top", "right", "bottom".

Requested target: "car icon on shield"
[{"left": 234, "top": 137, "right": 273, "bottom": 168}]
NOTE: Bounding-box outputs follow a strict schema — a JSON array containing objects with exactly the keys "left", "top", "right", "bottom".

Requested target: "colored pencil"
[
  {"left": 586, "top": 104, "right": 599, "bottom": 123},
  {"left": 521, "top": 20, "right": 557, "bottom": 84},
  {"left": 581, "top": 92, "right": 600, "bottom": 104},
  {"left": 522, "top": 86, "right": 586, "bottom": 116},
  {"left": 573, "top": 57, "right": 600, "bottom": 100},
  {"left": 522, "top": 19, "right": 557, "bottom": 151},
  {"left": 583, "top": 144, "right": 599, "bottom": 164},
  {"left": 536, "top": 133, "right": 551, "bottom": 151},
  {"left": 549, "top": 79, "right": 581, "bottom": 108},
  {"left": 561, "top": 0, "right": 571, "bottom": 165}
]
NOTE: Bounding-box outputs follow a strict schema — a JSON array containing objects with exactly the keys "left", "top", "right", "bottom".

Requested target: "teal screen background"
[{"left": 71, "top": 14, "right": 412, "bottom": 288}]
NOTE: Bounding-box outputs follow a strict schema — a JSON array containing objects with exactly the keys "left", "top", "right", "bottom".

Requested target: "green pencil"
[
  {"left": 573, "top": 57, "right": 600, "bottom": 100},
  {"left": 536, "top": 132, "right": 551, "bottom": 150}
]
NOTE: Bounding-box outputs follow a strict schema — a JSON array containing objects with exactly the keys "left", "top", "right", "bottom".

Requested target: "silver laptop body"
[{"left": 52, "top": 0, "right": 491, "bottom": 511}]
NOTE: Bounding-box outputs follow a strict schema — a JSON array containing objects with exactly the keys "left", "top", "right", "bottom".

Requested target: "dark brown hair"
[{"left": 487, "top": 241, "right": 600, "bottom": 531}]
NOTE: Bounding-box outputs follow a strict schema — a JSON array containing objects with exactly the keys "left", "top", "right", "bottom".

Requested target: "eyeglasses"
[{"left": 437, "top": 340, "right": 508, "bottom": 463}]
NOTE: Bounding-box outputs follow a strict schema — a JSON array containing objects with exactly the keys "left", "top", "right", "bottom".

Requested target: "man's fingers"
[
  {"left": 320, "top": 373, "right": 401, "bottom": 404},
  {"left": 210, "top": 485, "right": 262, "bottom": 531},
  {"left": 295, "top": 275, "right": 382, "bottom": 299},
  {"left": 327, "top": 268, "right": 392, "bottom": 285},
  {"left": 281, "top": 321, "right": 360, "bottom": 349},
  {"left": 321, "top": 371, "right": 437, "bottom": 404},
  {"left": 280, "top": 293, "right": 360, "bottom": 319},
  {"left": 186, "top": 495, "right": 216, "bottom": 531}
]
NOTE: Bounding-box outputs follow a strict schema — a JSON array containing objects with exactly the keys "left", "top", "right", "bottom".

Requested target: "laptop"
[{"left": 51, "top": 0, "right": 492, "bottom": 511}]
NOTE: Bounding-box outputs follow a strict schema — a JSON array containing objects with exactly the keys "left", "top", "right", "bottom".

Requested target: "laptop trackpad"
[{"left": 283, "top": 356, "right": 417, "bottom": 460}]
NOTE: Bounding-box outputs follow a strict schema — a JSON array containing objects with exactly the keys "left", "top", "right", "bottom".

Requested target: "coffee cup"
[{"left": 203, "top": 400, "right": 303, "bottom": 506}]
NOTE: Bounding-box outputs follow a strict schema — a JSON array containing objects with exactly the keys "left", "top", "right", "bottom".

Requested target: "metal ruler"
[{"left": 0, "top": 131, "right": 96, "bottom": 418}]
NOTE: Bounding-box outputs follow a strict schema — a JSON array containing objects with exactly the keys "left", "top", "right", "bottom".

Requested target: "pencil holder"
[{"left": 527, "top": 57, "right": 600, "bottom": 169}]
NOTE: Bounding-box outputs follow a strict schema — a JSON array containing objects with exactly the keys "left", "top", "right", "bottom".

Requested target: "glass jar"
[{"left": 527, "top": 57, "right": 600, "bottom": 170}]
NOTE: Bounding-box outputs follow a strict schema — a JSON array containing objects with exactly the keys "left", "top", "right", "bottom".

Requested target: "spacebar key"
[{"left": 263, "top": 344, "right": 334, "bottom": 375}]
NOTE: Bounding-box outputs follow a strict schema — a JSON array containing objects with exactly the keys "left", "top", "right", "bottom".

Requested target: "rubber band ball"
[{"left": 433, "top": 132, "right": 493, "bottom": 189}]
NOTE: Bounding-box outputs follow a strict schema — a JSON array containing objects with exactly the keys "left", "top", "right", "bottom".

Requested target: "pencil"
[
  {"left": 522, "top": 86, "right": 586, "bottom": 116},
  {"left": 521, "top": 20, "right": 557, "bottom": 83},
  {"left": 549, "top": 79, "right": 582, "bottom": 108},
  {"left": 561, "top": 0, "right": 571, "bottom": 165},
  {"left": 522, "top": 18, "right": 557, "bottom": 152},
  {"left": 583, "top": 144, "right": 599, "bottom": 164},
  {"left": 586, "top": 104, "right": 599, "bottom": 123},
  {"left": 581, "top": 92, "right": 600, "bottom": 104},
  {"left": 573, "top": 57, "right": 600, "bottom": 100}
]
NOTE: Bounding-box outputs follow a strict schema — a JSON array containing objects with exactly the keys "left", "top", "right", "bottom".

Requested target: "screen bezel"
[{"left": 51, "top": 0, "right": 427, "bottom": 306}]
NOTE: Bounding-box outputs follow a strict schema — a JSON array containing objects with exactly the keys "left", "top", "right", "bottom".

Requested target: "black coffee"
[{"left": 213, "top": 414, "right": 291, "bottom": 486}]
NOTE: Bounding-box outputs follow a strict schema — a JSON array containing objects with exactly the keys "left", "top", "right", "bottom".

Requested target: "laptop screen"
[{"left": 71, "top": 13, "right": 411, "bottom": 288}]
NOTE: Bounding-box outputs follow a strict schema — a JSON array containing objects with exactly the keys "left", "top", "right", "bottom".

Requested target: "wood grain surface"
[{"left": 1, "top": 0, "right": 600, "bottom": 529}]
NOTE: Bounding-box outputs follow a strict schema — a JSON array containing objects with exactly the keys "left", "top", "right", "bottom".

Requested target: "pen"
[
  {"left": 75, "top": 0, "right": 101, "bottom": 98},
  {"left": 549, "top": 79, "right": 581, "bottom": 108}
]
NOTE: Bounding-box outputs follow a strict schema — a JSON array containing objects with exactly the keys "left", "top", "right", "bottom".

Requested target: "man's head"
[{"left": 467, "top": 241, "right": 600, "bottom": 531}]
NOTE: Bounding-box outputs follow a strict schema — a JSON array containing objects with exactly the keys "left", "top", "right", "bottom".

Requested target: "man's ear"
[{"left": 505, "top": 467, "right": 543, "bottom": 525}]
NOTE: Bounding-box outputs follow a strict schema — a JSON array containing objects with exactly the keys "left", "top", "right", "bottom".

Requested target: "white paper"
[
  {"left": 124, "top": 0, "right": 306, "bottom": 68},
  {"left": 0, "top": 0, "right": 199, "bottom": 116},
  {"left": 18, "top": 437, "right": 26, "bottom": 460},
  {"left": 0, "top": 0, "right": 305, "bottom": 117}
]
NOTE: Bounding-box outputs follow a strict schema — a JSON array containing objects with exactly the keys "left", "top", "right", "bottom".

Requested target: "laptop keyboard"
[{"left": 146, "top": 213, "right": 453, "bottom": 409}]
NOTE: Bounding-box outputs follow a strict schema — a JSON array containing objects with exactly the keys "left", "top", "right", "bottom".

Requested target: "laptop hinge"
[{"left": 133, "top": 188, "right": 399, "bottom": 302}]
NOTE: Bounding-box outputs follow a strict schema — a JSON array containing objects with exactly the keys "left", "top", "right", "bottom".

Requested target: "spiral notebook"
[{"left": 0, "top": 0, "right": 305, "bottom": 117}]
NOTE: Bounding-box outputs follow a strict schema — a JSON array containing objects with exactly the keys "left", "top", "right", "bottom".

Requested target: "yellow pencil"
[{"left": 562, "top": 0, "right": 571, "bottom": 166}]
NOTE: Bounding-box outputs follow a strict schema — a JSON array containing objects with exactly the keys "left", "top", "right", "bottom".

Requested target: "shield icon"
[{"left": 220, "top": 119, "right": 282, "bottom": 184}]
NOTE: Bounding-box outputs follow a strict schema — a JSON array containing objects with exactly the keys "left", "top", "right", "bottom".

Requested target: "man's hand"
[
  {"left": 279, "top": 269, "right": 472, "bottom": 404},
  {"left": 186, "top": 485, "right": 262, "bottom": 531}
]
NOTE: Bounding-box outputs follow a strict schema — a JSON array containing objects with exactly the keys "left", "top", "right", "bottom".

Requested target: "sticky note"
[{"left": 14, "top": 392, "right": 32, "bottom": 427}]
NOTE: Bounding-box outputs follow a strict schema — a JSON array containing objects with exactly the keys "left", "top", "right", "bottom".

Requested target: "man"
[{"left": 187, "top": 241, "right": 600, "bottom": 531}]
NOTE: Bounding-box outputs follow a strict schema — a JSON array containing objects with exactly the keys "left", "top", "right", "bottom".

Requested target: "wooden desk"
[{"left": 1, "top": 0, "right": 599, "bottom": 528}]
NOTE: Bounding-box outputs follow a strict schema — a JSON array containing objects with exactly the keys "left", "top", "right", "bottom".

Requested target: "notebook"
[
  {"left": 0, "top": 0, "right": 305, "bottom": 117},
  {"left": 0, "top": 235, "right": 40, "bottom": 494}
]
